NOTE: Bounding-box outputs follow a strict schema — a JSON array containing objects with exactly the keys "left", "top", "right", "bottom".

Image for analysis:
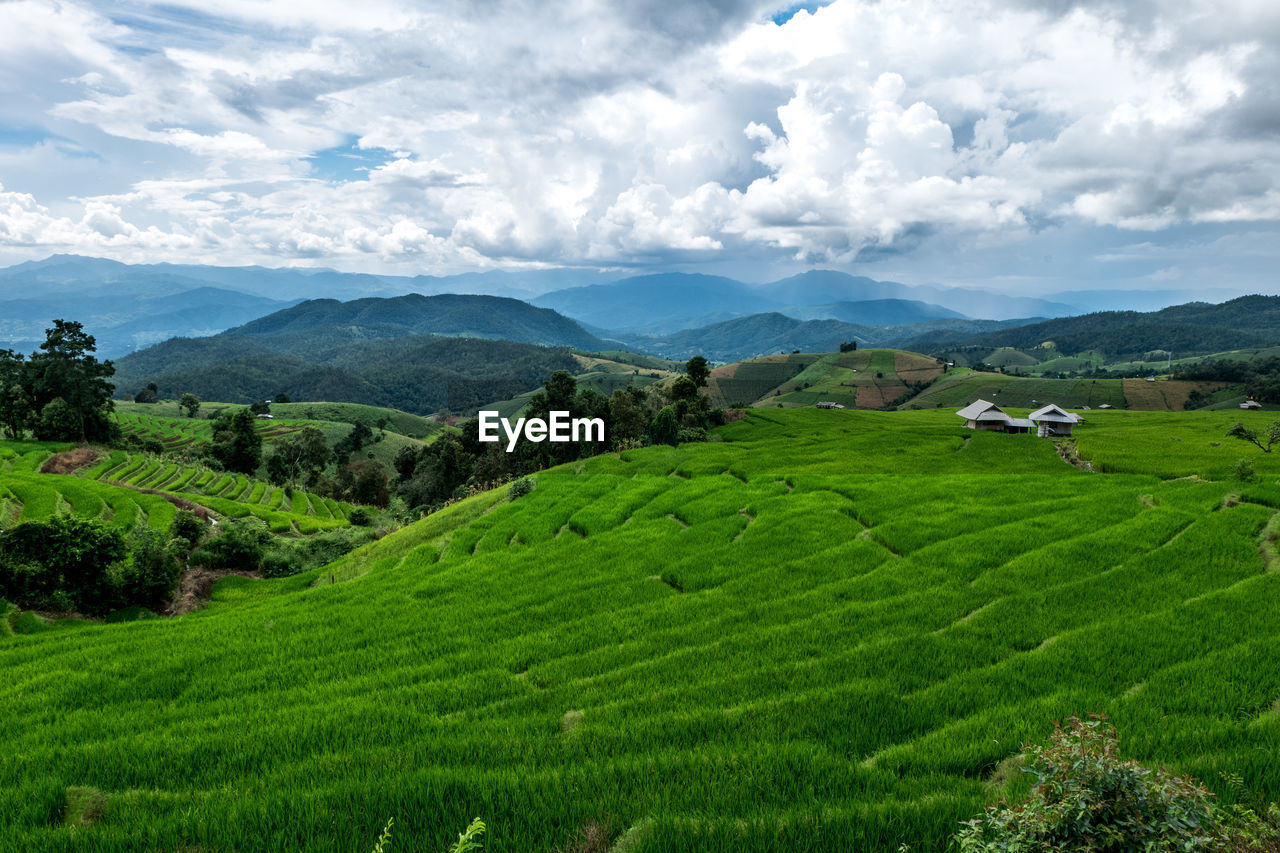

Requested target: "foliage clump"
[
  {"left": 508, "top": 477, "right": 535, "bottom": 500},
  {"left": 0, "top": 513, "right": 201, "bottom": 615},
  {"left": 957, "top": 715, "right": 1221, "bottom": 852}
]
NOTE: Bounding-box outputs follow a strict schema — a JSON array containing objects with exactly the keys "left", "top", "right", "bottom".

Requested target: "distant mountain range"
[
  {"left": 1, "top": 255, "right": 1263, "bottom": 365},
  {"left": 532, "top": 270, "right": 1077, "bottom": 332},
  {"left": 918, "top": 295, "right": 1280, "bottom": 359},
  {"left": 111, "top": 301, "right": 605, "bottom": 416},
  {"left": 614, "top": 313, "right": 1036, "bottom": 363}
]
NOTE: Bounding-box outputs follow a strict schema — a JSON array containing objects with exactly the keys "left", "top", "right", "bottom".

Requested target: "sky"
[{"left": 0, "top": 0, "right": 1278, "bottom": 295}]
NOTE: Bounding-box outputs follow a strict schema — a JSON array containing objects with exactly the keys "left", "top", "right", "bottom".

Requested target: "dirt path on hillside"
[{"left": 166, "top": 568, "right": 260, "bottom": 616}]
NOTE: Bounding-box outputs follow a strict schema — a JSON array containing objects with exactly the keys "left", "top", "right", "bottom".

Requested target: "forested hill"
[
  {"left": 908, "top": 295, "right": 1280, "bottom": 357},
  {"left": 112, "top": 335, "right": 580, "bottom": 415},
  {"left": 233, "top": 293, "right": 608, "bottom": 350}
]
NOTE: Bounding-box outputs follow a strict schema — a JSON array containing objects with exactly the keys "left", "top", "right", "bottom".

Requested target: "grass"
[
  {"left": 2, "top": 409, "right": 1279, "bottom": 851},
  {"left": 0, "top": 442, "right": 356, "bottom": 535},
  {"left": 704, "top": 350, "right": 943, "bottom": 410},
  {"left": 484, "top": 354, "right": 681, "bottom": 419},
  {"left": 111, "top": 400, "right": 445, "bottom": 473}
]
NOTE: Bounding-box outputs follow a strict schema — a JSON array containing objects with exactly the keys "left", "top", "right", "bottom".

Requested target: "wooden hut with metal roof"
[
  {"left": 956, "top": 400, "right": 1035, "bottom": 433},
  {"left": 1028, "top": 404, "right": 1082, "bottom": 437}
]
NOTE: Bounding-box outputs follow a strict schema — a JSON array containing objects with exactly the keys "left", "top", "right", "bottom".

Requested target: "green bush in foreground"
[{"left": 956, "top": 715, "right": 1279, "bottom": 852}]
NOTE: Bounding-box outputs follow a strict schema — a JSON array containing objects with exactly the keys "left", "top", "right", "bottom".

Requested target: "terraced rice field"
[
  {"left": 706, "top": 350, "right": 943, "bottom": 409},
  {"left": 3, "top": 409, "right": 1278, "bottom": 852},
  {"left": 85, "top": 451, "right": 352, "bottom": 533},
  {"left": 1, "top": 445, "right": 179, "bottom": 533},
  {"left": 905, "top": 369, "right": 1224, "bottom": 412},
  {"left": 114, "top": 411, "right": 307, "bottom": 451}
]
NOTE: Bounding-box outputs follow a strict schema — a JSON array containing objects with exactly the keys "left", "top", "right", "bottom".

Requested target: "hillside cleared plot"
[{"left": 2, "top": 409, "right": 1278, "bottom": 852}]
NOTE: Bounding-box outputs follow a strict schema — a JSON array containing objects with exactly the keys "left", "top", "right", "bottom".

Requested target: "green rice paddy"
[
  {"left": 2, "top": 409, "right": 1279, "bottom": 851},
  {"left": 0, "top": 446, "right": 353, "bottom": 535}
]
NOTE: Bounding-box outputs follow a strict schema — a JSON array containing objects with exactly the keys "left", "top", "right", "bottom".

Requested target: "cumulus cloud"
[{"left": 0, "top": 0, "right": 1277, "bottom": 283}]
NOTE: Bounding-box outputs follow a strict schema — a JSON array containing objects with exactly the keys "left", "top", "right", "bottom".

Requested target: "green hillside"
[
  {"left": 902, "top": 368, "right": 1224, "bottom": 411},
  {"left": 1, "top": 443, "right": 353, "bottom": 535},
  {"left": 113, "top": 335, "right": 582, "bottom": 415},
  {"left": 482, "top": 354, "right": 682, "bottom": 419},
  {"left": 705, "top": 349, "right": 943, "bottom": 409},
  {"left": 4, "top": 409, "right": 1278, "bottom": 850},
  {"left": 913, "top": 295, "right": 1280, "bottom": 360},
  {"left": 111, "top": 400, "right": 446, "bottom": 473}
]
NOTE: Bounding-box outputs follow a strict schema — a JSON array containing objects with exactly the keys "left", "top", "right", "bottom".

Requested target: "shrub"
[
  {"left": 1233, "top": 458, "right": 1255, "bottom": 482},
  {"left": 957, "top": 715, "right": 1220, "bottom": 852},
  {"left": 191, "top": 519, "right": 271, "bottom": 571},
  {"left": 348, "top": 506, "right": 373, "bottom": 526},
  {"left": 509, "top": 477, "right": 535, "bottom": 500},
  {"left": 0, "top": 516, "right": 127, "bottom": 614},
  {"left": 170, "top": 510, "right": 207, "bottom": 549},
  {"left": 260, "top": 552, "right": 302, "bottom": 579},
  {"left": 117, "top": 527, "right": 183, "bottom": 610}
]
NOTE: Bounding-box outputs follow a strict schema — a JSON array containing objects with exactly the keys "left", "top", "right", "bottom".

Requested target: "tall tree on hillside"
[
  {"left": 24, "top": 320, "right": 116, "bottom": 442},
  {"left": 265, "top": 427, "right": 329, "bottom": 486},
  {"left": 179, "top": 393, "right": 201, "bottom": 418},
  {"left": 207, "top": 408, "right": 263, "bottom": 474},
  {"left": 0, "top": 349, "right": 33, "bottom": 439},
  {"left": 685, "top": 355, "right": 710, "bottom": 388}
]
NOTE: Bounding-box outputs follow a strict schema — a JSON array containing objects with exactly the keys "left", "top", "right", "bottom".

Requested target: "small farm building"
[
  {"left": 956, "top": 400, "right": 1033, "bottom": 433},
  {"left": 1028, "top": 404, "right": 1082, "bottom": 437},
  {"left": 256, "top": 413, "right": 275, "bottom": 420},
  {"left": 816, "top": 401, "right": 845, "bottom": 409},
  {"left": 1241, "top": 400, "right": 1263, "bottom": 409}
]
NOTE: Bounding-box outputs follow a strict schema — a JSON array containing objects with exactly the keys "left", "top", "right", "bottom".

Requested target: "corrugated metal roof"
[
  {"left": 1007, "top": 418, "right": 1035, "bottom": 428},
  {"left": 1029, "top": 404, "right": 1080, "bottom": 423},
  {"left": 976, "top": 410, "right": 1012, "bottom": 422},
  {"left": 957, "top": 399, "right": 1004, "bottom": 420}
]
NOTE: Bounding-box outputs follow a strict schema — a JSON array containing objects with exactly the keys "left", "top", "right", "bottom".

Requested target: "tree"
[
  {"left": 25, "top": 320, "right": 116, "bottom": 442},
  {"left": 179, "top": 393, "right": 201, "bottom": 418},
  {"left": 134, "top": 382, "right": 159, "bottom": 404},
  {"left": 34, "top": 397, "right": 82, "bottom": 442},
  {"left": 0, "top": 515, "right": 127, "bottom": 614},
  {"left": 206, "top": 409, "right": 263, "bottom": 474},
  {"left": 332, "top": 422, "right": 374, "bottom": 465},
  {"left": 609, "top": 387, "right": 649, "bottom": 447},
  {"left": 650, "top": 405, "right": 679, "bottom": 446},
  {"left": 341, "top": 459, "right": 390, "bottom": 507},
  {"left": 685, "top": 355, "right": 710, "bottom": 388},
  {"left": 273, "top": 392, "right": 291, "bottom": 404},
  {"left": 249, "top": 399, "right": 271, "bottom": 415},
  {"left": 1226, "top": 421, "right": 1280, "bottom": 453},
  {"left": 0, "top": 349, "right": 33, "bottom": 439},
  {"left": 265, "top": 426, "right": 329, "bottom": 486},
  {"left": 840, "top": 340, "right": 858, "bottom": 352}
]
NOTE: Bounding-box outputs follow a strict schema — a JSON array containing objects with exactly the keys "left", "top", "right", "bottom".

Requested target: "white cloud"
[{"left": 0, "top": 0, "right": 1277, "bottom": 281}]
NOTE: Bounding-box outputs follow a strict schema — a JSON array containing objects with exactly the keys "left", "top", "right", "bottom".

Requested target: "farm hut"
[
  {"left": 1241, "top": 400, "right": 1263, "bottom": 409},
  {"left": 816, "top": 401, "right": 845, "bottom": 409},
  {"left": 956, "top": 399, "right": 1014, "bottom": 431},
  {"left": 256, "top": 413, "right": 275, "bottom": 420},
  {"left": 1029, "top": 404, "right": 1081, "bottom": 437}
]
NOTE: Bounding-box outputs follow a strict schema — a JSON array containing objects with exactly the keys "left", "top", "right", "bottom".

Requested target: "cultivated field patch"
[{"left": 3, "top": 409, "right": 1277, "bottom": 851}]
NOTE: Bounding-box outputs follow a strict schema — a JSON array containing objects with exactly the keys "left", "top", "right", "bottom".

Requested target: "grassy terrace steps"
[
  {"left": 0, "top": 443, "right": 354, "bottom": 534},
  {"left": 88, "top": 451, "right": 351, "bottom": 533},
  {"left": 111, "top": 400, "right": 447, "bottom": 474},
  {"left": 902, "top": 367, "right": 1225, "bottom": 411},
  {"left": 3, "top": 409, "right": 1280, "bottom": 851}
]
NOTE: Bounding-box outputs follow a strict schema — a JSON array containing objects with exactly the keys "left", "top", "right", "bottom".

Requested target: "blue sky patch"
[
  {"left": 771, "top": 2, "right": 831, "bottom": 25},
  {"left": 305, "top": 140, "right": 396, "bottom": 183}
]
